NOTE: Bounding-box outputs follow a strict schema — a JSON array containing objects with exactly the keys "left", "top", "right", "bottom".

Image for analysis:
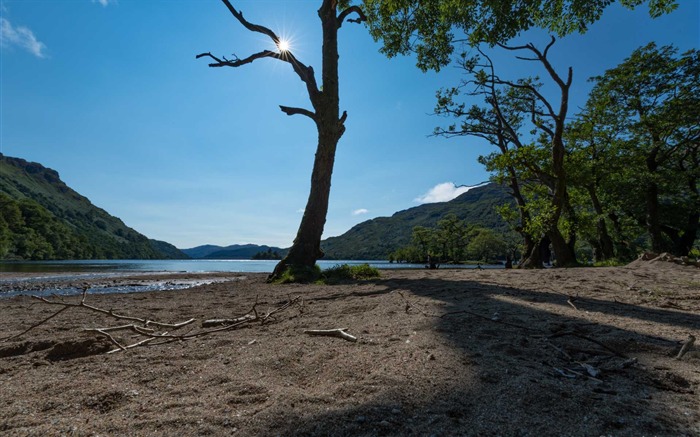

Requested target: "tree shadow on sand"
[{"left": 252, "top": 273, "right": 699, "bottom": 436}]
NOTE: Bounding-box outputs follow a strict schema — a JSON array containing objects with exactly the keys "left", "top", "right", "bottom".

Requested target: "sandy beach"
[{"left": 1, "top": 260, "right": 698, "bottom": 436}]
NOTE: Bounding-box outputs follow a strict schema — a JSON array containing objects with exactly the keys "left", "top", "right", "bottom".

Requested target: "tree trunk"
[
  {"left": 520, "top": 236, "right": 545, "bottom": 268},
  {"left": 645, "top": 186, "right": 664, "bottom": 252},
  {"left": 587, "top": 185, "right": 615, "bottom": 261},
  {"left": 548, "top": 227, "right": 576, "bottom": 267},
  {"left": 269, "top": 0, "right": 345, "bottom": 281}
]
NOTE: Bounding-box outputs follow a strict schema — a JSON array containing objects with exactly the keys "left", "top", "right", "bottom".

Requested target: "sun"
[{"left": 277, "top": 39, "right": 291, "bottom": 53}]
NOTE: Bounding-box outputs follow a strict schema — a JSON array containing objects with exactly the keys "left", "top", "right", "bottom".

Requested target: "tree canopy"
[{"left": 364, "top": 0, "right": 678, "bottom": 70}]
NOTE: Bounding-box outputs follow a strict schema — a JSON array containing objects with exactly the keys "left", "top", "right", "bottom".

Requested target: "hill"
[
  {"left": 0, "top": 154, "right": 187, "bottom": 260},
  {"left": 182, "top": 244, "right": 288, "bottom": 259},
  {"left": 320, "top": 183, "right": 512, "bottom": 259}
]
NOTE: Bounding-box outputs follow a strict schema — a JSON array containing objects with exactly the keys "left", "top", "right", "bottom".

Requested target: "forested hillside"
[
  {"left": 0, "top": 155, "right": 187, "bottom": 260},
  {"left": 321, "top": 183, "right": 511, "bottom": 259}
]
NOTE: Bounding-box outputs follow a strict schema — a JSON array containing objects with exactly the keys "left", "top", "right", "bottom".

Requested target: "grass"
[{"left": 273, "top": 263, "right": 380, "bottom": 284}]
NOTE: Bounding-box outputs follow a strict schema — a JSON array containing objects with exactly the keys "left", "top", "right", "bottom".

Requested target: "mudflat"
[{"left": 1, "top": 261, "right": 698, "bottom": 436}]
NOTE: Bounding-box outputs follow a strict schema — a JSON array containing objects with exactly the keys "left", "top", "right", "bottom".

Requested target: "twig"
[
  {"left": 676, "top": 335, "right": 696, "bottom": 360},
  {"left": 397, "top": 291, "right": 540, "bottom": 332},
  {"left": 32, "top": 295, "right": 196, "bottom": 329},
  {"left": 304, "top": 328, "right": 357, "bottom": 342},
  {"left": 202, "top": 314, "right": 256, "bottom": 328},
  {"left": 549, "top": 331, "right": 626, "bottom": 358},
  {"left": 90, "top": 328, "right": 127, "bottom": 351},
  {"left": 2, "top": 306, "right": 70, "bottom": 342}
]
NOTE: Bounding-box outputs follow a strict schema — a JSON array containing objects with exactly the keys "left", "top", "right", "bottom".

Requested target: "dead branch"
[
  {"left": 676, "top": 334, "right": 695, "bottom": 360},
  {"left": 202, "top": 314, "right": 257, "bottom": 328},
  {"left": 15, "top": 288, "right": 301, "bottom": 354},
  {"left": 2, "top": 306, "right": 69, "bottom": 342},
  {"left": 549, "top": 331, "right": 626, "bottom": 358},
  {"left": 304, "top": 328, "right": 357, "bottom": 342},
  {"left": 566, "top": 296, "right": 579, "bottom": 311},
  {"left": 31, "top": 295, "right": 196, "bottom": 329}
]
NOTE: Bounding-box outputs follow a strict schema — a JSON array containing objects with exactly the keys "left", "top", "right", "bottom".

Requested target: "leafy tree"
[
  {"left": 580, "top": 44, "right": 699, "bottom": 256},
  {"left": 198, "top": 0, "right": 367, "bottom": 282},
  {"left": 434, "top": 39, "right": 579, "bottom": 266},
  {"left": 364, "top": 0, "right": 677, "bottom": 71},
  {"left": 467, "top": 228, "right": 507, "bottom": 262}
]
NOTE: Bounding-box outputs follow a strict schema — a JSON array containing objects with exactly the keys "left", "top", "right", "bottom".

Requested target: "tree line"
[
  {"left": 389, "top": 214, "right": 515, "bottom": 265},
  {"left": 432, "top": 42, "right": 698, "bottom": 266},
  {"left": 364, "top": 0, "right": 697, "bottom": 266}
]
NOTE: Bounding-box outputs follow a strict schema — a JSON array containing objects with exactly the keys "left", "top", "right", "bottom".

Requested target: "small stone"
[
  {"left": 355, "top": 416, "right": 366, "bottom": 423},
  {"left": 378, "top": 420, "right": 391, "bottom": 427},
  {"left": 391, "top": 408, "right": 401, "bottom": 415},
  {"left": 427, "top": 353, "right": 436, "bottom": 361}
]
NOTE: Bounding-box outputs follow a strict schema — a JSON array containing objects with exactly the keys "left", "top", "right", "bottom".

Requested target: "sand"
[{"left": 0, "top": 260, "right": 698, "bottom": 436}]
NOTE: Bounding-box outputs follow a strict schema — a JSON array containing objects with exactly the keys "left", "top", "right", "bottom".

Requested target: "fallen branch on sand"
[
  {"left": 676, "top": 334, "right": 695, "bottom": 360},
  {"left": 7, "top": 287, "right": 301, "bottom": 354},
  {"left": 304, "top": 328, "right": 357, "bottom": 342}
]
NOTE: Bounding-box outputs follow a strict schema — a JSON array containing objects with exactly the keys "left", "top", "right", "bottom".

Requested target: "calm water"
[
  {"left": 0, "top": 259, "right": 503, "bottom": 298},
  {"left": 0, "top": 259, "right": 502, "bottom": 274}
]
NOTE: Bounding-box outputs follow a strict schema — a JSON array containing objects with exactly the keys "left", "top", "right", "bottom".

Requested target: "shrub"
[{"left": 321, "top": 263, "right": 381, "bottom": 284}]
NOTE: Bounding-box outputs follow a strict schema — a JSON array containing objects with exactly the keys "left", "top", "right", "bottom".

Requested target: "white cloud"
[
  {"left": 0, "top": 18, "right": 47, "bottom": 58},
  {"left": 414, "top": 182, "right": 477, "bottom": 203},
  {"left": 352, "top": 208, "right": 369, "bottom": 216},
  {"left": 92, "top": 0, "right": 116, "bottom": 6}
]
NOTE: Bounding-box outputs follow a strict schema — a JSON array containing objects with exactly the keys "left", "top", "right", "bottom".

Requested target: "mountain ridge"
[{"left": 0, "top": 154, "right": 187, "bottom": 260}]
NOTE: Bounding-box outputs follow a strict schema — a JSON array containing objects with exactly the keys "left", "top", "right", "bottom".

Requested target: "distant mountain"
[
  {"left": 320, "top": 183, "right": 512, "bottom": 260},
  {"left": 182, "top": 244, "right": 288, "bottom": 260},
  {"left": 0, "top": 154, "right": 188, "bottom": 260}
]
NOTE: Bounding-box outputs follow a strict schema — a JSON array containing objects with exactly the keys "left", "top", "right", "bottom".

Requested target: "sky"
[{"left": 1, "top": 0, "right": 698, "bottom": 249}]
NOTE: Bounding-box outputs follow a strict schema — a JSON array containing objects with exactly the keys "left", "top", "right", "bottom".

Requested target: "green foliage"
[
  {"left": 574, "top": 43, "right": 700, "bottom": 256},
  {"left": 321, "top": 263, "right": 381, "bottom": 284},
  {"left": 364, "top": 0, "right": 677, "bottom": 71},
  {"left": 322, "top": 183, "right": 512, "bottom": 260},
  {"left": 272, "top": 263, "right": 380, "bottom": 284},
  {"left": 390, "top": 217, "right": 511, "bottom": 264},
  {"left": 0, "top": 155, "right": 187, "bottom": 260},
  {"left": 273, "top": 264, "right": 322, "bottom": 284},
  {"left": 467, "top": 229, "right": 507, "bottom": 262}
]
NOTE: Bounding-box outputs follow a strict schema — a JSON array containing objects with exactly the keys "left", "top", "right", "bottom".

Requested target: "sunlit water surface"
[{"left": 0, "top": 259, "right": 502, "bottom": 298}]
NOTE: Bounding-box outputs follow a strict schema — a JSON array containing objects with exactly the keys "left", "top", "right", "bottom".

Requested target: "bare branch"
[
  {"left": 196, "top": 50, "right": 276, "bottom": 68},
  {"left": 198, "top": 1, "right": 321, "bottom": 101},
  {"left": 337, "top": 6, "right": 367, "bottom": 28},
  {"left": 280, "top": 105, "right": 317, "bottom": 121},
  {"left": 221, "top": 0, "right": 280, "bottom": 45},
  {"left": 2, "top": 306, "right": 69, "bottom": 342}
]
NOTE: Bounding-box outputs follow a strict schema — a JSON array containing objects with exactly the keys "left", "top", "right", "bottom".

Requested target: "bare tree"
[{"left": 197, "top": 0, "right": 366, "bottom": 281}]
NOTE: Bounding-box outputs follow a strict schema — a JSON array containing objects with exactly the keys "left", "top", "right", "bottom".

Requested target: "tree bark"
[
  {"left": 269, "top": 0, "right": 354, "bottom": 281},
  {"left": 587, "top": 185, "right": 615, "bottom": 261}
]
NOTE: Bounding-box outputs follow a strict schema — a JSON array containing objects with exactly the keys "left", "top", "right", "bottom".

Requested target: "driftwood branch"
[
  {"left": 31, "top": 295, "right": 196, "bottom": 329},
  {"left": 676, "top": 335, "right": 695, "bottom": 360},
  {"left": 304, "top": 328, "right": 357, "bottom": 342},
  {"left": 15, "top": 287, "right": 301, "bottom": 354},
  {"left": 2, "top": 306, "right": 70, "bottom": 342}
]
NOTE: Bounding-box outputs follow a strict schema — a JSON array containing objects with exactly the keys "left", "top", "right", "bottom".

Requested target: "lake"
[{"left": 0, "top": 259, "right": 503, "bottom": 274}]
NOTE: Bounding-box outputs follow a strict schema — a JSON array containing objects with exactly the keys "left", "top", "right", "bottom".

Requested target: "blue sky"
[{"left": 1, "top": 0, "right": 698, "bottom": 249}]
